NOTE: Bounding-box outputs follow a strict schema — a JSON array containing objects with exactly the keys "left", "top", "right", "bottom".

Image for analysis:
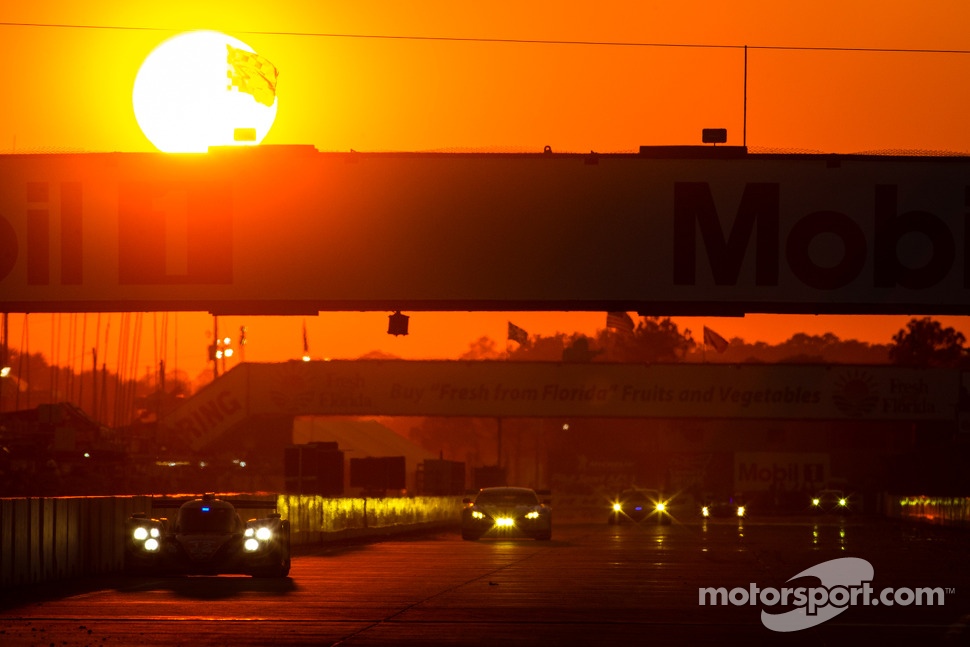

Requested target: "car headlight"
[
  {"left": 245, "top": 525, "right": 274, "bottom": 545},
  {"left": 702, "top": 506, "right": 710, "bottom": 517},
  {"left": 655, "top": 502, "right": 666, "bottom": 513},
  {"left": 133, "top": 526, "right": 161, "bottom": 542},
  {"left": 737, "top": 506, "right": 746, "bottom": 517},
  {"left": 525, "top": 511, "right": 539, "bottom": 519},
  {"left": 812, "top": 498, "right": 821, "bottom": 506},
  {"left": 495, "top": 517, "right": 515, "bottom": 527},
  {"left": 612, "top": 503, "right": 622, "bottom": 512},
  {"left": 471, "top": 510, "right": 485, "bottom": 519},
  {"left": 838, "top": 498, "right": 847, "bottom": 507},
  {"left": 144, "top": 537, "right": 160, "bottom": 552}
]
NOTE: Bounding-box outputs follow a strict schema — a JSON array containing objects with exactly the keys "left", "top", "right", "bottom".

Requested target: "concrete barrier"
[
  {"left": 0, "top": 496, "right": 152, "bottom": 590},
  {"left": 0, "top": 494, "right": 462, "bottom": 590},
  {"left": 884, "top": 495, "right": 970, "bottom": 527},
  {"left": 275, "top": 495, "right": 466, "bottom": 545}
]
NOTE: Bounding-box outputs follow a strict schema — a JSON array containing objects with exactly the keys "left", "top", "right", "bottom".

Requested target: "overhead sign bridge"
[
  {"left": 1, "top": 146, "right": 968, "bottom": 316},
  {"left": 163, "top": 360, "right": 959, "bottom": 453}
]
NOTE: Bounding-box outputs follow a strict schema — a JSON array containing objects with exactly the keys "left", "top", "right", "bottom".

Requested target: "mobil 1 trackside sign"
[{"left": 0, "top": 148, "right": 967, "bottom": 315}]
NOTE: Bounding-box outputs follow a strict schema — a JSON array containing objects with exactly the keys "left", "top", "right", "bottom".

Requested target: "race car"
[
  {"left": 124, "top": 493, "right": 291, "bottom": 577},
  {"left": 608, "top": 488, "right": 673, "bottom": 525},
  {"left": 810, "top": 489, "right": 851, "bottom": 514},
  {"left": 701, "top": 494, "right": 746, "bottom": 519},
  {"left": 461, "top": 487, "right": 552, "bottom": 541}
]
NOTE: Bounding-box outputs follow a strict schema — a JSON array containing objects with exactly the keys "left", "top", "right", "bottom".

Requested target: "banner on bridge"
[
  {"left": 164, "top": 361, "right": 958, "bottom": 451},
  {"left": 2, "top": 149, "right": 969, "bottom": 315}
]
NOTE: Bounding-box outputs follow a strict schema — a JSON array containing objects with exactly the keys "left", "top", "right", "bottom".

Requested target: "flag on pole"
[
  {"left": 507, "top": 322, "right": 529, "bottom": 344},
  {"left": 703, "top": 326, "right": 729, "bottom": 353},
  {"left": 606, "top": 311, "right": 635, "bottom": 333},
  {"left": 227, "top": 44, "right": 279, "bottom": 107}
]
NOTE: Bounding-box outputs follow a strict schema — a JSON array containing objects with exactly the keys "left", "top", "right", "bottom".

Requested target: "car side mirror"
[{"left": 462, "top": 498, "right": 472, "bottom": 505}]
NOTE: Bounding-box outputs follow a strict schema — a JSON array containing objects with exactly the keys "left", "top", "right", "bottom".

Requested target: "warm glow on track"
[{"left": 132, "top": 30, "right": 277, "bottom": 153}]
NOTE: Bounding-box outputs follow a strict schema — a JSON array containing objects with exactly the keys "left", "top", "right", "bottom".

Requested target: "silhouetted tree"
[
  {"left": 597, "top": 316, "right": 694, "bottom": 363},
  {"left": 509, "top": 333, "right": 572, "bottom": 362},
  {"left": 776, "top": 333, "right": 858, "bottom": 363},
  {"left": 460, "top": 336, "right": 502, "bottom": 360},
  {"left": 691, "top": 334, "right": 890, "bottom": 364},
  {"left": 133, "top": 369, "right": 193, "bottom": 420},
  {"left": 889, "top": 317, "right": 967, "bottom": 367},
  {"left": 356, "top": 350, "right": 400, "bottom": 360},
  {"left": 562, "top": 336, "right": 601, "bottom": 362}
]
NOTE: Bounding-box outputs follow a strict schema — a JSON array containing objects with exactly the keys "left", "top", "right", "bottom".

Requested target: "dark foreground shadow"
[{"left": 115, "top": 573, "right": 298, "bottom": 599}]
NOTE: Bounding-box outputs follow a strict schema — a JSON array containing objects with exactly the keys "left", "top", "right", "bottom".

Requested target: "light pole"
[
  {"left": 239, "top": 325, "right": 247, "bottom": 363},
  {"left": 211, "top": 316, "right": 220, "bottom": 380},
  {"left": 220, "top": 336, "right": 233, "bottom": 373},
  {"left": 209, "top": 317, "right": 233, "bottom": 378},
  {"left": 0, "top": 312, "right": 8, "bottom": 412}
]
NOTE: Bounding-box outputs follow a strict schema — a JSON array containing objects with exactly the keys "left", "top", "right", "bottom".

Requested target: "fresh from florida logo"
[
  {"left": 831, "top": 369, "right": 880, "bottom": 417},
  {"left": 699, "top": 557, "right": 949, "bottom": 632}
]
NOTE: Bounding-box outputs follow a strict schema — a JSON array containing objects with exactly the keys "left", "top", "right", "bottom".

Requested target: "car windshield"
[
  {"left": 177, "top": 507, "right": 238, "bottom": 533},
  {"left": 622, "top": 491, "right": 658, "bottom": 502},
  {"left": 476, "top": 490, "right": 539, "bottom": 506}
]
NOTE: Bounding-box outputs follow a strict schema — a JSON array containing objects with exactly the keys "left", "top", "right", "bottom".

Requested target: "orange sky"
[{"left": 3, "top": 2, "right": 970, "bottom": 381}]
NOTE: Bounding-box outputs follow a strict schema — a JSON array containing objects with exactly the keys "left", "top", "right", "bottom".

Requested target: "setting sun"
[{"left": 132, "top": 30, "right": 278, "bottom": 153}]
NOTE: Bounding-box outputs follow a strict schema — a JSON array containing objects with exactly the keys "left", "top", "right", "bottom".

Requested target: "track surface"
[{"left": 1, "top": 516, "right": 969, "bottom": 646}]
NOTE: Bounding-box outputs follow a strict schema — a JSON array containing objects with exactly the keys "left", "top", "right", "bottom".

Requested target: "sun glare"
[{"left": 132, "top": 30, "right": 278, "bottom": 153}]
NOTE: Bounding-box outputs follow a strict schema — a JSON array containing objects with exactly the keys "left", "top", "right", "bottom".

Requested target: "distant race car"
[
  {"left": 608, "top": 488, "right": 673, "bottom": 525},
  {"left": 701, "top": 495, "right": 746, "bottom": 519},
  {"left": 461, "top": 487, "right": 552, "bottom": 541},
  {"left": 124, "top": 493, "right": 291, "bottom": 577},
  {"left": 811, "top": 489, "right": 851, "bottom": 514}
]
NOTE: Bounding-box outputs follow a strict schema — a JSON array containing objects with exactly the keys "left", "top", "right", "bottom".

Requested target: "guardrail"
[{"left": 0, "top": 494, "right": 463, "bottom": 590}]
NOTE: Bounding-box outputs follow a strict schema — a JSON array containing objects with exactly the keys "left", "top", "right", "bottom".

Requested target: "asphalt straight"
[{"left": 1, "top": 516, "right": 969, "bottom": 646}]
